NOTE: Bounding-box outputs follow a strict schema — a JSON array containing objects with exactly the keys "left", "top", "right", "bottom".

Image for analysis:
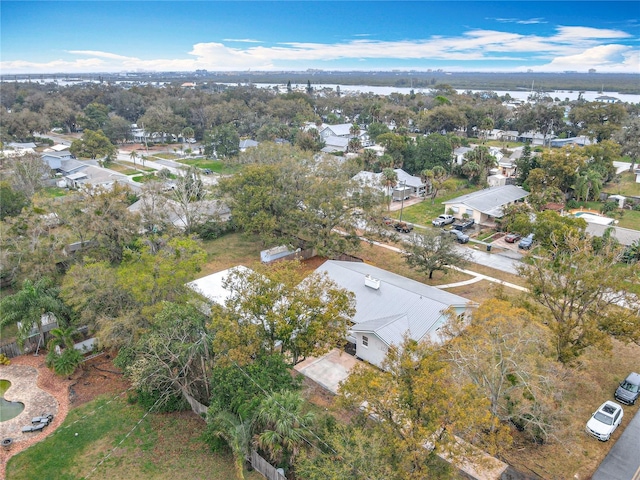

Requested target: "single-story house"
[
  {"left": 550, "top": 136, "right": 593, "bottom": 148},
  {"left": 239, "top": 139, "right": 259, "bottom": 151},
  {"left": 395, "top": 169, "right": 427, "bottom": 197},
  {"left": 499, "top": 131, "right": 520, "bottom": 142},
  {"left": 595, "top": 95, "right": 620, "bottom": 104},
  {"left": 41, "top": 150, "right": 75, "bottom": 170},
  {"left": 187, "top": 265, "right": 253, "bottom": 306},
  {"left": 518, "top": 131, "right": 557, "bottom": 147},
  {"left": 351, "top": 169, "right": 425, "bottom": 197},
  {"left": 585, "top": 224, "right": 640, "bottom": 247},
  {"left": 4, "top": 142, "right": 37, "bottom": 156},
  {"left": 314, "top": 260, "right": 475, "bottom": 369},
  {"left": 453, "top": 146, "right": 473, "bottom": 166},
  {"left": 321, "top": 135, "right": 349, "bottom": 153},
  {"left": 442, "top": 185, "right": 529, "bottom": 225}
]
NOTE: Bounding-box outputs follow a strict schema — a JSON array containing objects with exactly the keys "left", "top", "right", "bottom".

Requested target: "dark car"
[
  {"left": 442, "top": 229, "right": 469, "bottom": 244},
  {"left": 202, "top": 168, "right": 213, "bottom": 175},
  {"left": 394, "top": 221, "right": 413, "bottom": 233},
  {"left": 454, "top": 219, "right": 475, "bottom": 231},
  {"left": 615, "top": 372, "right": 640, "bottom": 405},
  {"left": 518, "top": 233, "right": 534, "bottom": 249},
  {"left": 504, "top": 233, "right": 522, "bottom": 243}
]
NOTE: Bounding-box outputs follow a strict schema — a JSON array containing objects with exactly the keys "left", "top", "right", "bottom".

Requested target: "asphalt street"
[{"left": 592, "top": 407, "right": 640, "bottom": 480}]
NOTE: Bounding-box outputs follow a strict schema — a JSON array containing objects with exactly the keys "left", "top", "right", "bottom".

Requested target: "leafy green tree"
[
  {"left": 339, "top": 337, "right": 506, "bottom": 479},
  {"left": 204, "top": 124, "right": 240, "bottom": 159},
  {"left": 45, "top": 326, "right": 83, "bottom": 376},
  {"left": 79, "top": 102, "right": 109, "bottom": 131},
  {"left": 614, "top": 117, "right": 640, "bottom": 170},
  {"left": 138, "top": 102, "right": 186, "bottom": 137},
  {"left": 0, "top": 181, "right": 28, "bottom": 219},
  {"left": 421, "top": 165, "right": 450, "bottom": 203},
  {"left": 515, "top": 145, "right": 536, "bottom": 186},
  {"left": 103, "top": 114, "right": 132, "bottom": 144},
  {"left": 70, "top": 129, "right": 116, "bottom": 159},
  {"left": 531, "top": 210, "right": 587, "bottom": 251},
  {"left": 0, "top": 277, "right": 69, "bottom": 348},
  {"left": 403, "top": 229, "right": 470, "bottom": 279},
  {"left": 217, "top": 261, "right": 355, "bottom": 365},
  {"left": 518, "top": 234, "right": 640, "bottom": 363}
]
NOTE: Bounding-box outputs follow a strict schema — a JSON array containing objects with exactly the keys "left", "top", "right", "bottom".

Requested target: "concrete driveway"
[
  {"left": 592, "top": 406, "right": 640, "bottom": 480},
  {"left": 294, "top": 348, "right": 362, "bottom": 394}
]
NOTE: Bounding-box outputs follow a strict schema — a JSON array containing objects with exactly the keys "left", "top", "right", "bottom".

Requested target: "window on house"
[{"left": 362, "top": 335, "right": 369, "bottom": 347}]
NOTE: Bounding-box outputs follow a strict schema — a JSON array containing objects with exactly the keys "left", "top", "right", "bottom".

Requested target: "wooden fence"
[{"left": 250, "top": 450, "right": 286, "bottom": 480}]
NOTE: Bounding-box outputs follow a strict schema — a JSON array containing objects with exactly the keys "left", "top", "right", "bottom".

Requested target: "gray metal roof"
[
  {"left": 316, "top": 260, "right": 474, "bottom": 346},
  {"left": 586, "top": 224, "right": 640, "bottom": 247},
  {"left": 444, "top": 185, "right": 529, "bottom": 217}
]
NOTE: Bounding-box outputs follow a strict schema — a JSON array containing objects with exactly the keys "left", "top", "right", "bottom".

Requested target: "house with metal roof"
[
  {"left": 442, "top": 185, "right": 529, "bottom": 226},
  {"left": 315, "top": 260, "right": 475, "bottom": 368}
]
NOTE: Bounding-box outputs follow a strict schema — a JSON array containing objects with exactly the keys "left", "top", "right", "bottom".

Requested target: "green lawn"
[
  {"left": 6, "top": 395, "right": 262, "bottom": 480},
  {"left": 389, "top": 182, "right": 481, "bottom": 226},
  {"left": 604, "top": 171, "right": 640, "bottom": 197},
  {"left": 179, "top": 158, "right": 241, "bottom": 175}
]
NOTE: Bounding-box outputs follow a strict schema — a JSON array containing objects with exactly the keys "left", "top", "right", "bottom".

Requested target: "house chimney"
[{"left": 364, "top": 274, "right": 380, "bottom": 290}]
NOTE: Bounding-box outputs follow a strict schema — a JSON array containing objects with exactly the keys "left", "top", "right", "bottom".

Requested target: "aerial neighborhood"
[{"left": 1, "top": 71, "right": 640, "bottom": 480}]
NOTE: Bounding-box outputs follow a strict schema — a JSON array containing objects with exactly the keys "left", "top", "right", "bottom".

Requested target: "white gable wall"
[{"left": 354, "top": 331, "right": 388, "bottom": 368}]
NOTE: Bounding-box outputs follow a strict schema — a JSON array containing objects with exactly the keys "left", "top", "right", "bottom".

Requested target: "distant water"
[
  {"left": 7, "top": 78, "right": 640, "bottom": 103},
  {"left": 254, "top": 83, "right": 640, "bottom": 104}
]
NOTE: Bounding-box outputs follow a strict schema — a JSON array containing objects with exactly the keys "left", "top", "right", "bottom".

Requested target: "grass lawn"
[
  {"left": 604, "top": 171, "right": 640, "bottom": 197},
  {"left": 6, "top": 395, "right": 262, "bottom": 480},
  {"left": 389, "top": 183, "right": 481, "bottom": 226},
  {"left": 107, "top": 162, "right": 153, "bottom": 175},
  {"left": 199, "top": 232, "right": 265, "bottom": 276},
  {"left": 179, "top": 158, "right": 241, "bottom": 175}
]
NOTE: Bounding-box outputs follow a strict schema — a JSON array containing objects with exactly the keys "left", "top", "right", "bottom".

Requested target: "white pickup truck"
[{"left": 432, "top": 214, "right": 455, "bottom": 227}]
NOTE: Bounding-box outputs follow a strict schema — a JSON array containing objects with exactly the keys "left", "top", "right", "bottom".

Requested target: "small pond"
[{"left": 0, "top": 379, "right": 25, "bottom": 422}]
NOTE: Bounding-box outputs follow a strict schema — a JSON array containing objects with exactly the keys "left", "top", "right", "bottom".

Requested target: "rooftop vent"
[{"left": 364, "top": 274, "right": 380, "bottom": 290}]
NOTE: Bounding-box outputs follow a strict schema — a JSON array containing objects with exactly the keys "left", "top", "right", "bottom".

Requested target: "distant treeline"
[{"left": 3, "top": 71, "right": 640, "bottom": 94}]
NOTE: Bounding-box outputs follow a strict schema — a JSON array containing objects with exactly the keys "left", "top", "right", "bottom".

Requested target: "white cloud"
[
  {"left": 492, "top": 17, "right": 547, "bottom": 25},
  {"left": 1, "top": 25, "right": 637, "bottom": 73},
  {"left": 221, "top": 38, "right": 263, "bottom": 43}
]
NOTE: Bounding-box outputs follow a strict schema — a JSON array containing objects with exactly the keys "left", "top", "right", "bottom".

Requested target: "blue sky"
[{"left": 1, "top": 1, "right": 639, "bottom": 74}]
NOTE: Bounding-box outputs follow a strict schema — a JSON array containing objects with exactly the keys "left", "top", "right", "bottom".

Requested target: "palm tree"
[
  {"left": 0, "top": 277, "right": 68, "bottom": 349},
  {"left": 254, "top": 391, "right": 314, "bottom": 469},
  {"left": 381, "top": 168, "right": 398, "bottom": 211},
  {"left": 209, "top": 410, "right": 254, "bottom": 480},
  {"left": 129, "top": 150, "right": 138, "bottom": 168}
]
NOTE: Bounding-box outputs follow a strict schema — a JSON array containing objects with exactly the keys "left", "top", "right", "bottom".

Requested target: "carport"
[{"left": 294, "top": 348, "right": 363, "bottom": 394}]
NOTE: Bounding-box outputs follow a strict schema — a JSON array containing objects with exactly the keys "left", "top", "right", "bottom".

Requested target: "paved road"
[{"left": 592, "top": 407, "right": 640, "bottom": 480}]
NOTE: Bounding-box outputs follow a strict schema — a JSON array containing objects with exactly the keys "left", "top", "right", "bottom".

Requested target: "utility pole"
[{"left": 399, "top": 180, "right": 406, "bottom": 222}]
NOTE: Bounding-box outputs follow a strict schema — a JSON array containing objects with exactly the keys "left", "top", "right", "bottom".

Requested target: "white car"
[{"left": 585, "top": 401, "right": 623, "bottom": 441}]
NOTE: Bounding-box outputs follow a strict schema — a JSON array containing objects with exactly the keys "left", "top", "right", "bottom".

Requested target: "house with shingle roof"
[
  {"left": 315, "top": 260, "right": 475, "bottom": 368},
  {"left": 442, "top": 185, "right": 529, "bottom": 225}
]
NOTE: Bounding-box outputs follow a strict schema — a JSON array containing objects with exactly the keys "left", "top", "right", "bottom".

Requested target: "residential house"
[
  {"left": 550, "top": 136, "right": 593, "bottom": 148},
  {"left": 442, "top": 184, "right": 529, "bottom": 226},
  {"left": 41, "top": 150, "right": 75, "bottom": 170},
  {"left": 321, "top": 136, "right": 349, "bottom": 153},
  {"left": 453, "top": 146, "right": 473, "bottom": 166},
  {"left": 307, "top": 122, "right": 372, "bottom": 147},
  {"left": 351, "top": 169, "right": 426, "bottom": 198},
  {"left": 187, "top": 265, "right": 253, "bottom": 307},
  {"left": 315, "top": 260, "right": 475, "bottom": 369},
  {"left": 4, "top": 142, "right": 36, "bottom": 157},
  {"left": 499, "top": 131, "right": 520, "bottom": 143},
  {"left": 518, "top": 131, "right": 556, "bottom": 146},
  {"left": 595, "top": 95, "right": 620, "bottom": 104},
  {"left": 239, "top": 139, "right": 259, "bottom": 151}
]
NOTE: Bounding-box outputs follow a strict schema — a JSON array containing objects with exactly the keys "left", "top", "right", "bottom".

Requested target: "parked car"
[
  {"left": 202, "top": 168, "right": 213, "bottom": 175},
  {"left": 442, "top": 229, "right": 469, "bottom": 244},
  {"left": 432, "top": 214, "right": 455, "bottom": 227},
  {"left": 585, "top": 401, "right": 623, "bottom": 441},
  {"left": 454, "top": 219, "right": 475, "bottom": 231},
  {"left": 382, "top": 216, "right": 394, "bottom": 226},
  {"left": 394, "top": 221, "right": 413, "bottom": 233},
  {"left": 504, "top": 233, "right": 522, "bottom": 243},
  {"left": 615, "top": 372, "right": 640, "bottom": 405},
  {"left": 518, "top": 233, "right": 534, "bottom": 249}
]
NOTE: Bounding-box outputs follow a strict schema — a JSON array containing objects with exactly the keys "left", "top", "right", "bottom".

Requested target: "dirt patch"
[{"left": 69, "top": 354, "right": 129, "bottom": 408}]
